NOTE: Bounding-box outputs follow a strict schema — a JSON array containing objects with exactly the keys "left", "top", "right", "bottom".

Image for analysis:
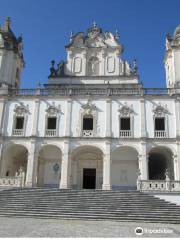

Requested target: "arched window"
[{"left": 88, "top": 57, "right": 99, "bottom": 76}]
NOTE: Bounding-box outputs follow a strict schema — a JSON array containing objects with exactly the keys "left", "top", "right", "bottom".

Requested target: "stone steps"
[{"left": 0, "top": 188, "right": 180, "bottom": 223}]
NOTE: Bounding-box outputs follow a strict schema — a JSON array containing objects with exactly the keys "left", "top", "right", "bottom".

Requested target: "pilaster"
[
  {"left": 138, "top": 142, "right": 148, "bottom": 180},
  {"left": 31, "top": 99, "right": 40, "bottom": 137},
  {"left": 175, "top": 142, "right": 180, "bottom": 180},
  {"left": 60, "top": 141, "right": 71, "bottom": 189},
  {"left": 64, "top": 99, "right": 72, "bottom": 137},
  {"left": 175, "top": 98, "right": 180, "bottom": 138},
  {"left": 25, "top": 140, "right": 38, "bottom": 187},
  {"left": 102, "top": 141, "right": 111, "bottom": 190},
  {"left": 105, "top": 99, "right": 111, "bottom": 137},
  {"left": 140, "top": 98, "right": 147, "bottom": 138}
]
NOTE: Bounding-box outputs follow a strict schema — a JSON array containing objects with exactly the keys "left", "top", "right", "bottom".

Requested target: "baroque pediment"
[
  {"left": 81, "top": 101, "right": 97, "bottom": 114},
  {"left": 14, "top": 104, "right": 29, "bottom": 115},
  {"left": 119, "top": 104, "right": 133, "bottom": 116},
  {"left": 46, "top": 103, "right": 61, "bottom": 115},
  {"left": 153, "top": 104, "right": 168, "bottom": 116}
]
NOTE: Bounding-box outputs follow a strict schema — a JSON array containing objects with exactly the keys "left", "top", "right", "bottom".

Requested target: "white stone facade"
[{"left": 0, "top": 19, "right": 180, "bottom": 191}]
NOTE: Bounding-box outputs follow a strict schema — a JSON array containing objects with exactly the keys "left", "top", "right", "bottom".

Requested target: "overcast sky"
[{"left": 0, "top": 0, "right": 180, "bottom": 88}]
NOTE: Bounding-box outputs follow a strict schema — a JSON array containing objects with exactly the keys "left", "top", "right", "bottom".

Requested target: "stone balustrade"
[
  {"left": 5, "top": 87, "right": 180, "bottom": 97},
  {"left": 0, "top": 176, "right": 25, "bottom": 188},
  {"left": 45, "top": 129, "right": 57, "bottom": 137},
  {"left": 12, "top": 129, "right": 24, "bottom": 136},
  {"left": 119, "top": 130, "right": 132, "bottom": 138},
  {"left": 154, "top": 130, "right": 167, "bottom": 138},
  {"left": 138, "top": 180, "right": 180, "bottom": 192}
]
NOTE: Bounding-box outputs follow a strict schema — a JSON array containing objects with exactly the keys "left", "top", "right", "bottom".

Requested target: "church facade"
[{"left": 0, "top": 18, "right": 180, "bottom": 192}]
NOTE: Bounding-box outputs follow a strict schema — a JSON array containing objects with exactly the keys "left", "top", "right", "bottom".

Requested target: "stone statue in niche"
[{"left": 88, "top": 57, "right": 99, "bottom": 76}]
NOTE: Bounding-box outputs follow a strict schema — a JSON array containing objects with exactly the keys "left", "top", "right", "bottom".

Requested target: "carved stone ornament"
[
  {"left": 14, "top": 104, "right": 29, "bottom": 115},
  {"left": 153, "top": 104, "right": 168, "bottom": 116},
  {"left": 119, "top": 104, "right": 133, "bottom": 117},
  {"left": 81, "top": 100, "right": 97, "bottom": 115},
  {"left": 46, "top": 103, "right": 61, "bottom": 115}
]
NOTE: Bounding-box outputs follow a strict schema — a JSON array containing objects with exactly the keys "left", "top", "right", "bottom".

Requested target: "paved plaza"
[{"left": 0, "top": 217, "right": 180, "bottom": 238}]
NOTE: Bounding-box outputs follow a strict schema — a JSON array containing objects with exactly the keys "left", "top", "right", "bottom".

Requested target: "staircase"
[{"left": 0, "top": 188, "right": 180, "bottom": 223}]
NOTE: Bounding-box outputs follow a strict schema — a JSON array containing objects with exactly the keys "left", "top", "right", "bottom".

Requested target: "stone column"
[
  {"left": 173, "top": 153, "right": 180, "bottom": 180},
  {"left": 0, "top": 141, "right": 4, "bottom": 176},
  {"left": 102, "top": 141, "right": 111, "bottom": 190},
  {"left": 105, "top": 99, "right": 112, "bottom": 137},
  {"left": 25, "top": 140, "right": 38, "bottom": 187},
  {"left": 31, "top": 99, "right": 40, "bottom": 136},
  {"left": 140, "top": 99, "right": 147, "bottom": 138},
  {"left": 60, "top": 141, "right": 71, "bottom": 189},
  {"left": 64, "top": 99, "right": 72, "bottom": 137},
  {"left": 175, "top": 98, "right": 180, "bottom": 138},
  {"left": 138, "top": 142, "right": 148, "bottom": 180},
  {"left": 0, "top": 99, "right": 6, "bottom": 136}
]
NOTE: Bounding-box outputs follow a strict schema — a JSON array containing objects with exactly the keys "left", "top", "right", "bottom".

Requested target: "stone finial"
[
  {"left": 4, "top": 17, "right": 11, "bottom": 31},
  {"left": 133, "top": 59, "right": 138, "bottom": 74},
  {"left": 70, "top": 31, "right": 73, "bottom": 42},
  {"left": 93, "top": 21, "right": 97, "bottom": 28},
  {"left": 49, "top": 60, "right": 56, "bottom": 77},
  {"left": 115, "top": 29, "right": 120, "bottom": 40}
]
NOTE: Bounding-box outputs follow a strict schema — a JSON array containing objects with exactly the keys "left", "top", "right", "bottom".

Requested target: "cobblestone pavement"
[{"left": 0, "top": 217, "right": 180, "bottom": 237}]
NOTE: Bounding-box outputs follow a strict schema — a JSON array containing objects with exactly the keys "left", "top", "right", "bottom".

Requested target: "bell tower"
[
  {"left": 164, "top": 25, "right": 180, "bottom": 88},
  {"left": 0, "top": 17, "right": 24, "bottom": 88}
]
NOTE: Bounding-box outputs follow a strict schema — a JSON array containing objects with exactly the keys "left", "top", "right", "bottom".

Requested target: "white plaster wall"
[
  {"left": 5, "top": 100, "right": 34, "bottom": 136},
  {"left": 111, "top": 148, "right": 138, "bottom": 187},
  {"left": 174, "top": 49, "right": 180, "bottom": 82},
  {"left": 37, "top": 100, "right": 66, "bottom": 137},
  {"left": 111, "top": 100, "right": 141, "bottom": 138},
  {"left": 1, "top": 97, "right": 178, "bottom": 139}
]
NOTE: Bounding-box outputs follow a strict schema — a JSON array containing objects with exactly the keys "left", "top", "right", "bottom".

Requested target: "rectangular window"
[
  {"left": 15, "top": 117, "right": 24, "bottom": 129},
  {"left": 47, "top": 117, "right": 57, "bottom": 130},
  {"left": 120, "top": 117, "right": 130, "bottom": 130},
  {"left": 83, "top": 117, "right": 93, "bottom": 130},
  {"left": 155, "top": 117, "right": 165, "bottom": 131}
]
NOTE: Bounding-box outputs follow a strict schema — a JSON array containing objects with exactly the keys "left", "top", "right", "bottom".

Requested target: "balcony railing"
[
  {"left": 137, "top": 180, "right": 180, "bottom": 192},
  {"left": 12, "top": 129, "right": 24, "bottom": 136},
  {"left": 119, "top": 130, "right": 132, "bottom": 138},
  {"left": 82, "top": 130, "right": 94, "bottom": 137},
  {"left": 154, "top": 130, "right": 167, "bottom": 138},
  {"left": 45, "top": 129, "right": 57, "bottom": 137}
]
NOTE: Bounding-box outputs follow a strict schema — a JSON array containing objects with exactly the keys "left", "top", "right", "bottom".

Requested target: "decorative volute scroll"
[
  {"left": 45, "top": 102, "right": 61, "bottom": 116},
  {"left": 14, "top": 103, "right": 29, "bottom": 116},
  {"left": 118, "top": 103, "right": 134, "bottom": 117}
]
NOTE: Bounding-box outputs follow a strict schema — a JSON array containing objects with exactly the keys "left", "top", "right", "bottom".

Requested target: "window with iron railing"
[
  {"left": 46, "top": 117, "right": 57, "bottom": 137},
  {"left": 120, "top": 117, "right": 132, "bottom": 138},
  {"left": 154, "top": 117, "right": 167, "bottom": 138},
  {"left": 82, "top": 115, "right": 94, "bottom": 137},
  {"left": 12, "top": 116, "right": 24, "bottom": 136}
]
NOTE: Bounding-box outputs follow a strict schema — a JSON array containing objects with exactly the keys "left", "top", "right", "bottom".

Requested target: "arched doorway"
[
  {"left": 1, "top": 144, "right": 28, "bottom": 177},
  {"left": 71, "top": 146, "right": 103, "bottom": 189},
  {"left": 148, "top": 147, "right": 174, "bottom": 180},
  {"left": 111, "top": 146, "right": 139, "bottom": 189},
  {"left": 37, "top": 145, "right": 62, "bottom": 187}
]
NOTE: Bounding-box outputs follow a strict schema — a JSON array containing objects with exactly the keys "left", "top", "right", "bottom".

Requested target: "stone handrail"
[
  {"left": 138, "top": 180, "right": 180, "bottom": 192},
  {"left": 0, "top": 176, "right": 25, "bottom": 188}
]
